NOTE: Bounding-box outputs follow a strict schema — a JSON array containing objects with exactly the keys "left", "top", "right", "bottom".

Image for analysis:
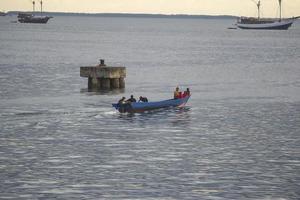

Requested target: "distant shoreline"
[{"left": 6, "top": 11, "right": 237, "bottom": 19}]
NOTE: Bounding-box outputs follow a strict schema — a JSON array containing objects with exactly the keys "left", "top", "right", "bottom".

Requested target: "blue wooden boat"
[{"left": 112, "top": 95, "right": 191, "bottom": 113}]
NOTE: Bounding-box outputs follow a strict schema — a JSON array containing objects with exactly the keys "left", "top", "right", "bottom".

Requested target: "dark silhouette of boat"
[
  {"left": 18, "top": 13, "right": 52, "bottom": 24},
  {"left": 0, "top": 11, "right": 7, "bottom": 16},
  {"left": 18, "top": 0, "right": 52, "bottom": 24},
  {"left": 236, "top": 0, "right": 298, "bottom": 30}
]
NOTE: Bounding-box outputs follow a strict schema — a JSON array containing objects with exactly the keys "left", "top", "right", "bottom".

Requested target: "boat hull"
[
  {"left": 112, "top": 95, "right": 190, "bottom": 113},
  {"left": 236, "top": 19, "right": 294, "bottom": 30},
  {"left": 18, "top": 16, "right": 51, "bottom": 24}
]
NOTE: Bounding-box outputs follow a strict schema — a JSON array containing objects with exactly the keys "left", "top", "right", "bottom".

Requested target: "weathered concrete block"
[
  {"left": 88, "top": 77, "right": 101, "bottom": 89},
  {"left": 101, "top": 78, "right": 111, "bottom": 89},
  {"left": 80, "top": 60, "right": 126, "bottom": 90},
  {"left": 80, "top": 67, "right": 126, "bottom": 79},
  {"left": 111, "top": 78, "right": 120, "bottom": 89},
  {"left": 119, "top": 78, "right": 125, "bottom": 88}
]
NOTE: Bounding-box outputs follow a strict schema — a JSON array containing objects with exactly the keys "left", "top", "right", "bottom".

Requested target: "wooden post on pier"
[{"left": 80, "top": 59, "right": 126, "bottom": 90}]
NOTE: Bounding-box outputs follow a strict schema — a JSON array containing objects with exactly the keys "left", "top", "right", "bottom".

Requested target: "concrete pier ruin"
[{"left": 80, "top": 59, "right": 126, "bottom": 90}]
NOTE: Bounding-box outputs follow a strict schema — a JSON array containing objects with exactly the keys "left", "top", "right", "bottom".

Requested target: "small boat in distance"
[
  {"left": 18, "top": 0, "right": 52, "bottom": 24},
  {"left": 236, "top": 0, "right": 298, "bottom": 30},
  {"left": 18, "top": 13, "right": 52, "bottom": 24},
  {"left": 112, "top": 95, "right": 191, "bottom": 113},
  {"left": 0, "top": 11, "right": 7, "bottom": 16}
]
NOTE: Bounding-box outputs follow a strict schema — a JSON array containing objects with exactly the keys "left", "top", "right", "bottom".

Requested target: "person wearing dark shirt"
[
  {"left": 126, "top": 95, "right": 136, "bottom": 103},
  {"left": 118, "top": 97, "right": 126, "bottom": 104},
  {"left": 138, "top": 96, "right": 148, "bottom": 102}
]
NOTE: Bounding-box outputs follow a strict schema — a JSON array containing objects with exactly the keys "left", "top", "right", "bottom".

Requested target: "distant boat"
[
  {"left": 236, "top": 0, "right": 298, "bottom": 30},
  {"left": 18, "top": 13, "right": 52, "bottom": 24},
  {"left": 112, "top": 95, "right": 191, "bottom": 113},
  {"left": 0, "top": 11, "right": 7, "bottom": 16},
  {"left": 18, "top": 0, "right": 52, "bottom": 24}
]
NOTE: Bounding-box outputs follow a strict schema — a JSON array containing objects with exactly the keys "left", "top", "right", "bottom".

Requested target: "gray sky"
[{"left": 1, "top": 0, "right": 300, "bottom": 17}]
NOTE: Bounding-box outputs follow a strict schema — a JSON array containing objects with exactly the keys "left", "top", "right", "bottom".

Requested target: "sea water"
[{"left": 0, "top": 15, "right": 300, "bottom": 199}]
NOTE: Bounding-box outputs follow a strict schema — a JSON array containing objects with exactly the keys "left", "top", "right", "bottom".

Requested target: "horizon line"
[
  {"left": 4, "top": 11, "right": 241, "bottom": 18},
  {"left": 5, "top": 11, "right": 300, "bottom": 19}
]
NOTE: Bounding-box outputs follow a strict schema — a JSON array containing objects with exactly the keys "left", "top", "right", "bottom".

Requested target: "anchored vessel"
[
  {"left": 113, "top": 95, "right": 191, "bottom": 113},
  {"left": 0, "top": 11, "right": 7, "bottom": 16},
  {"left": 236, "top": 0, "right": 297, "bottom": 30},
  {"left": 18, "top": 0, "right": 52, "bottom": 24}
]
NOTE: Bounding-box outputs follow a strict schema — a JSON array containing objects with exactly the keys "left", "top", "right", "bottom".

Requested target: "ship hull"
[
  {"left": 17, "top": 13, "right": 52, "bottom": 24},
  {"left": 237, "top": 19, "right": 294, "bottom": 30},
  {"left": 18, "top": 16, "right": 51, "bottom": 24}
]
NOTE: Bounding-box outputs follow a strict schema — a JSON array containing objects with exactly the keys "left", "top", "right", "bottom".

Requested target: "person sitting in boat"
[
  {"left": 183, "top": 88, "right": 191, "bottom": 97},
  {"left": 138, "top": 96, "right": 148, "bottom": 102},
  {"left": 174, "top": 87, "right": 180, "bottom": 99},
  {"left": 126, "top": 95, "right": 137, "bottom": 103},
  {"left": 118, "top": 97, "right": 126, "bottom": 104}
]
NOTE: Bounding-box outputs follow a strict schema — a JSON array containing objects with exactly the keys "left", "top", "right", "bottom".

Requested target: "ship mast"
[
  {"left": 279, "top": 0, "right": 282, "bottom": 21},
  {"left": 32, "top": 1, "right": 35, "bottom": 13},
  {"left": 40, "top": 0, "right": 43, "bottom": 16},
  {"left": 257, "top": 0, "right": 261, "bottom": 20},
  {"left": 251, "top": 0, "right": 261, "bottom": 20}
]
